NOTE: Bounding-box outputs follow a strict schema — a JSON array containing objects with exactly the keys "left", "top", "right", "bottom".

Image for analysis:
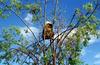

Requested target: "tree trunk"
[{"left": 52, "top": 39, "right": 56, "bottom": 65}]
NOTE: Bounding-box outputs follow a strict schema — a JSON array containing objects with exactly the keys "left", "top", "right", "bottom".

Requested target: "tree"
[{"left": 0, "top": 0, "right": 100, "bottom": 65}]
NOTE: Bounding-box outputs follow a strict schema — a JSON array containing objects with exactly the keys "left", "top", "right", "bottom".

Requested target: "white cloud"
[
  {"left": 24, "top": 13, "right": 33, "bottom": 25},
  {"left": 68, "top": 28, "right": 77, "bottom": 37},
  {"left": 88, "top": 35, "right": 97, "bottom": 45},
  {"left": 94, "top": 53, "right": 100, "bottom": 65},
  {"left": 94, "top": 60, "right": 100, "bottom": 65},
  {"left": 20, "top": 27, "right": 39, "bottom": 38},
  {"left": 81, "top": 49, "right": 86, "bottom": 56},
  {"left": 95, "top": 53, "right": 100, "bottom": 59}
]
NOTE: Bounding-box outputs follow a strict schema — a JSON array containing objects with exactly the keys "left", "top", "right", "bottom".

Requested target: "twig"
[
  {"left": 45, "top": 10, "right": 77, "bottom": 51},
  {"left": 52, "top": 0, "right": 58, "bottom": 24},
  {"left": 56, "top": 3, "right": 99, "bottom": 59},
  {"left": 59, "top": 3, "right": 98, "bottom": 45},
  {"left": 0, "top": 2, "right": 40, "bottom": 45}
]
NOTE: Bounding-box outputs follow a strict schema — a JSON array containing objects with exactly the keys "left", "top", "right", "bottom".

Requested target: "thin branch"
[
  {"left": 56, "top": 3, "right": 99, "bottom": 59},
  {"left": 59, "top": 3, "right": 98, "bottom": 46},
  {"left": 45, "top": 1, "right": 99, "bottom": 51},
  {"left": 52, "top": 0, "right": 58, "bottom": 24},
  {"left": 21, "top": 55, "right": 29, "bottom": 65},
  {"left": 10, "top": 48, "right": 38, "bottom": 63},
  {"left": 43, "top": 0, "right": 47, "bottom": 45},
  {"left": 43, "top": 0, "right": 47, "bottom": 65},
  {"left": 45, "top": 10, "right": 77, "bottom": 51},
  {"left": 44, "top": 0, "right": 47, "bottom": 23},
  {"left": 57, "top": 10, "right": 77, "bottom": 46},
  {"left": 26, "top": 6, "right": 77, "bottom": 50},
  {"left": 0, "top": 2, "right": 40, "bottom": 45},
  {"left": 52, "top": 1, "right": 58, "bottom": 64}
]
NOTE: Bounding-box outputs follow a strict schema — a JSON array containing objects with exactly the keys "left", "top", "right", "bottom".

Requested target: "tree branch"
[
  {"left": 56, "top": 3, "right": 99, "bottom": 60},
  {"left": 0, "top": 2, "right": 40, "bottom": 45},
  {"left": 59, "top": 3, "right": 98, "bottom": 46}
]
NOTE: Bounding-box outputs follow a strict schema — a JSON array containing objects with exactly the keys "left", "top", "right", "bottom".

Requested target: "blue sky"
[
  {"left": 80, "top": 37, "right": 100, "bottom": 65},
  {"left": 0, "top": 0, "right": 100, "bottom": 65}
]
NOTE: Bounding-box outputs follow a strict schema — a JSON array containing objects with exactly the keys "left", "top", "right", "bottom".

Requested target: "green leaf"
[
  {"left": 83, "top": 3, "right": 93, "bottom": 12},
  {"left": 0, "top": 9, "right": 3, "bottom": 16},
  {"left": 15, "top": 3, "right": 22, "bottom": 10},
  {"left": 15, "top": 28, "right": 21, "bottom": 35},
  {"left": 24, "top": 4, "right": 33, "bottom": 9},
  {"left": 76, "top": 8, "right": 81, "bottom": 15}
]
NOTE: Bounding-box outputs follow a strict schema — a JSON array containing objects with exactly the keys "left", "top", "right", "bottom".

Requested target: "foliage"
[{"left": 0, "top": 0, "right": 100, "bottom": 65}]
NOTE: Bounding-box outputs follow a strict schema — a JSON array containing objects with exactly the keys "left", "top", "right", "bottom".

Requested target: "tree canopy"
[{"left": 0, "top": 0, "right": 100, "bottom": 65}]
